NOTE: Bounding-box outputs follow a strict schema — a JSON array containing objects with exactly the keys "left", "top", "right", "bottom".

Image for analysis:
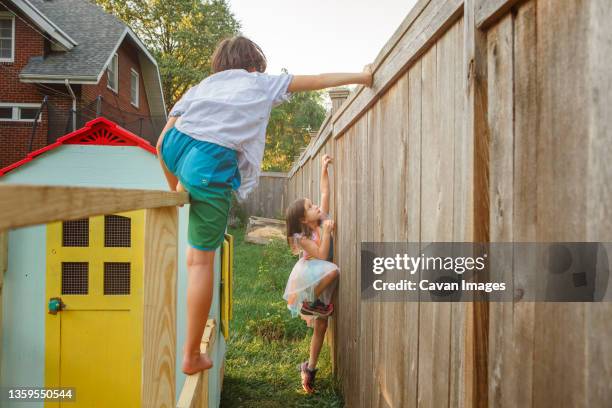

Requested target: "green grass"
[{"left": 220, "top": 227, "right": 344, "bottom": 408}]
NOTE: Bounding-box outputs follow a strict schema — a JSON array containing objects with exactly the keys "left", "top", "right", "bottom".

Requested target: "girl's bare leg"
[
  {"left": 182, "top": 246, "right": 215, "bottom": 375},
  {"left": 308, "top": 317, "right": 328, "bottom": 369},
  {"left": 306, "top": 270, "right": 338, "bottom": 370},
  {"left": 314, "top": 269, "right": 339, "bottom": 297}
]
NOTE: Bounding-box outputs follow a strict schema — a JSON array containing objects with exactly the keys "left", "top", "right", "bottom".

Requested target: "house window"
[
  {"left": 0, "top": 103, "right": 41, "bottom": 122},
  {"left": 107, "top": 53, "right": 118, "bottom": 92},
  {"left": 0, "top": 107, "right": 11, "bottom": 119},
  {"left": 0, "top": 13, "right": 14, "bottom": 62},
  {"left": 130, "top": 69, "right": 139, "bottom": 108}
]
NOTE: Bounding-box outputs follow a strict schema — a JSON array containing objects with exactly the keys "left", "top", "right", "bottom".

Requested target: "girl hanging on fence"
[
  {"left": 284, "top": 154, "right": 339, "bottom": 393},
  {"left": 156, "top": 35, "right": 372, "bottom": 375}
]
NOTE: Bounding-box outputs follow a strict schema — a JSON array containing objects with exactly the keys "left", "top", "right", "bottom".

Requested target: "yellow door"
[{"left": 45, "top": 211, "right": 144, "bottom": 407}]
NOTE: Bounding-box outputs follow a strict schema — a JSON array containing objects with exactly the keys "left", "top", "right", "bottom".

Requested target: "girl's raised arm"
[
  {"left": 320, "top": 154, "right": 332, "bottom": 215},
  {"left": 287, "top": 65, "right": 373, "bottom": 93}
]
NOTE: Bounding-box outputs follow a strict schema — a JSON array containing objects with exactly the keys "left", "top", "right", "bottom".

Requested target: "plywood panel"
[{"left": 143, "top": 206, "right": 177, "bottom": 408}]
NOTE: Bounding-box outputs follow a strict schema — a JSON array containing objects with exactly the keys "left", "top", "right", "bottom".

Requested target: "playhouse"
[{"left": 0, "top": 118, "right": 231, "bottom": 407}]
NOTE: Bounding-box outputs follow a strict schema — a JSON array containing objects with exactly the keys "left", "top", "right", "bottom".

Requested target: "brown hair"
[
  {"left": 285, "top": 198, "right": 313, "bottom": 254},
  {"left": 211, "top": 36, "right": 267, "bottom": 73}
]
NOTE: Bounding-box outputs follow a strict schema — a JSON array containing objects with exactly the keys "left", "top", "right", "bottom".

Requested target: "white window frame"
[
  {"left": 0, "top": 12, "right": 15, "bottom": 63},
  {"left": 107, "top": 53, "right": 118, "bottom": 93},
  {"left": 130, "top": 68, "right": 139, "bottom": 108},
  {"left": 0, "top": 102, "right": 42, "bottom": 122}
]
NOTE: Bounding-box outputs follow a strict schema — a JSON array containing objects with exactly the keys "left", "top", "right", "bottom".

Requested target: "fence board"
[
  {"left": 509, "top": 5, "right": 538, "bottom": 404},
  {"left": 371, "top": 98, "right": 386, "bottom": 408},
  {"left": 533, "top": 1, "right": 590, "bottom": 406},
  {"left": 358, "top": 111, "right": 372, "bottom": 408},
  {"left": 405, "top": 59, "right": 423, "bottom": 408},
  {"left": 586, "top": 0, "right": 612, "bottom": 404},
  {"left": 486, "top": 14, "right": 515, "bottom": 408},
  {"left": 347, "top": 119, "right": 361, "bottom": 405},
  {"left": 449, "top": 17, "right": 469, "bottom": 408},
  {"left": 417, "top": 24, "right": 455, "bottom": 408}
]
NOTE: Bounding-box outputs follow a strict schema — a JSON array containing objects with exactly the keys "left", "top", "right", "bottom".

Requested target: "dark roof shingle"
[{"left": 20, "top": 0, "right": 127, "bottom": 79}]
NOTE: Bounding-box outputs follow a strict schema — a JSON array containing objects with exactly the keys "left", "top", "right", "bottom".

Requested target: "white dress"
[{"left": 283, "top": 229, "right": 339, "bottom": 326}]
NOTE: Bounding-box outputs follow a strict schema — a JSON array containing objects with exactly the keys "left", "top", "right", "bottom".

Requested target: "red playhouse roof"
[{"left": 0, "top": 117, "right": 157, "bottom": 176}]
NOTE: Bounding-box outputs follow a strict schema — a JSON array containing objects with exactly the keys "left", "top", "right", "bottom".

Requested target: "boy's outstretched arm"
[
  {"left": 156, "top": 116, "right": 179, "bottom": 191},
  {"left": 288, "top": 65, "right": 373, "bottom": 93},
  {"left": 320, "top": 154, "right": 332, "bottom": 215}
]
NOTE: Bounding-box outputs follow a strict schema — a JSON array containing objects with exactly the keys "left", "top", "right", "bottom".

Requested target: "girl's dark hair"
[
  {"left": 286, "top": 198, "right": 312, "bottom": 254},
  {"left": 211, "top": 36, "right": 267, "bottom": 73}
]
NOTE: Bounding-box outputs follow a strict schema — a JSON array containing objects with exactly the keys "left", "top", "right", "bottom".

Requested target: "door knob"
[{"left": 48, "top": 297, "right": 66, "bottom": 314}]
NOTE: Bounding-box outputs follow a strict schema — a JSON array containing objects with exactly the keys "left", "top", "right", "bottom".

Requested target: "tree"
[
  {"left": 93, "top": 0, "right": 240, "bottom": 107},
  {"left": 264, "top": 90, "right": 326, "bottom": 171}
]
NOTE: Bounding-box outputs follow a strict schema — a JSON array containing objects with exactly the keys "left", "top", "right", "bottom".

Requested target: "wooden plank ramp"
[{"left": 176, "top": 319, "right": 217, "bottom": 408}]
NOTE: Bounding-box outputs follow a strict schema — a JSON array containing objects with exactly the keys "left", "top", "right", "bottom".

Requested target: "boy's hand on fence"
[{"left": 322, "top": 154, "right": 333, "bottom": 171}]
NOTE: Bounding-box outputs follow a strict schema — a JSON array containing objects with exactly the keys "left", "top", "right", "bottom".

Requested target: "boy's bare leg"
[
  {"left": 177, "top": 181, "right": 186, "bottom": 193},
  {"left": 182, "top": 246, "right": 216, "bottom": 374},
  {"left": 308, "top": 317, "right": 328, "bottom": 369}
]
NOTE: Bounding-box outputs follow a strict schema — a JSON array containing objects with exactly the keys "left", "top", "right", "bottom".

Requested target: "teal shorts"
[{"left": 160, "top": 127, "right": 240, "bottom": 250}]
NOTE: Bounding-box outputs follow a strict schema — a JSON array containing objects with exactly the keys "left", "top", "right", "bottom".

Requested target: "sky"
[{"left": 227, "top": 0, "right": 419, "bottom": 75}]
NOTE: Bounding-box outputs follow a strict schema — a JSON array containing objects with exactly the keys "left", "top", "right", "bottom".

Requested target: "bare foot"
[{"left": 181, "top": 352, "right": 213, "bottom": 375}]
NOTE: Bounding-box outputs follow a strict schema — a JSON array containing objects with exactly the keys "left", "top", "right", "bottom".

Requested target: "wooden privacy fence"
[
  {"left": 240, "top": 171, "right": 287, "bottom": 219},
  {"left": 287, "top": 0, "right": 612, "bottom": 407},
  {"left": 0, "top": 185, "right": 213, "bottom": 408}
]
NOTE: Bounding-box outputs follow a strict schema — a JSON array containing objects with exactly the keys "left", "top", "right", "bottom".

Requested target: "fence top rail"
[
  {"left": 0, "top": 184, "right": 188, "bottom": 230},
  {"left": 288, "top": 0, "right": 464, "bottom": 177},
  {"left": 260, "top": 172, "right": 288, "bottom": 178}
]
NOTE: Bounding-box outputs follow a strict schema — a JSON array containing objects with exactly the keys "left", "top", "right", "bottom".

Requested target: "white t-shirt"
[{"left": 169, "top": 69, "right": 293, "bottom": 201}]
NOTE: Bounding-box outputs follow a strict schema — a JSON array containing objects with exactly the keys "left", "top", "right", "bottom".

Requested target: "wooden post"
[
  {"left": 328, "top": 88, "right": 351, "bottom": 115},
  {"left": 142, "top": 206, "right": 178, "bottom": 408}
]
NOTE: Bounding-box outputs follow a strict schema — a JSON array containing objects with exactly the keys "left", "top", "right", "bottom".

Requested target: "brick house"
[{"left": 0, "top": 0, "right": 167, "bottom": 168}]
